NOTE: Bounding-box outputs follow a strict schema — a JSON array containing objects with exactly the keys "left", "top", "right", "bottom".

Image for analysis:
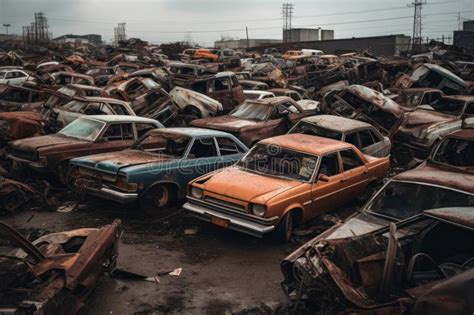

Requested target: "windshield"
[
  {"left": 133, "top": 131, "right": 190, "bottom": 158},
  {"left": 367, "top": 181, "right": 474, "bottom": 220},
  {"left": 433, "top": 137, "right": 474, "bottom": 170},
  {"left": 237, "top": 144, "right": 318, "bottom": 182},
  {"left": 0, "top": 71, "right": 5, "bottom": 79},
  {"left": 431, "top": 98, "right": 465, "bottom": 116},
  {"left": 396, "top": 92, "right": 423, "bottom": 107},
  {"left": 58, "top": 117, "right": 105, "bottom": 141},
  {"left": 57, "top": 86, "right": 77, "bottom": 97},
  {"left": 289, "top": 121, "right": 342, "bottom": 140},
  {"left": 230, "top": 102, "right": 273, "bottom": 121}
]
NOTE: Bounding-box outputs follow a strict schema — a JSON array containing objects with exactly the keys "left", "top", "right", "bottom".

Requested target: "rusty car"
[
  {"left": 169, "top": 86, "right": 223, "bottom": 123},
  {"left": 235, "top": 72, "right": 269, "bottom": 90},
  {"left": 184, "top": 134, "right": 390, "bottom": 241},
  {"left": 68, "top": 128, "right": 248, "bottom": 216},
  {"left": 48, "top": 71, "right": 95, "bottom": 88},
  {"left": 5, "top": 115, "right": 163, "bottom": 181},
  {"left": 428, "top": 128, "right": 473, "bottom": 173},
  {"left": 190, "top": 96, "right": 319, "bottom": 147},
  {"left": 0, "top": 219, "right": 122, "bottom": 314},
  {"left": 323, "top": 84, "right": 405, "bottom": 138},
  {"left": 288, "top": 115, "right": 391, "bottom": 157},
  {"left": 0, "top": 83, "right": 46, "bottom": 112},
  {"left": 394, "top": 87, "right": 444, "bottom": 111},
  {"left": 280, "top": 207, "right": 474, "bottom": 314},
  {"left": 167, "top": 62, "right": 216, "bottom": 87},
  {"left": 395, "top": 95, "right": 474, "bottom": 159},
  {"left": 0, "top": 111, "right": 44, "bottom": 145}
]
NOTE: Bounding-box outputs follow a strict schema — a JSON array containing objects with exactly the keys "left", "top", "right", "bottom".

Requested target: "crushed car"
[
  {"left": 0, "top": 219, "right": 122, "bottom": 314},
  {"left": 184, "top": 134, "right": 390, "bottom": 241}
]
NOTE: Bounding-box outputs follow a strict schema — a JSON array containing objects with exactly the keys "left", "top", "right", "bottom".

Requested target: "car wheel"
[
  {"left": 274, "top": 211, "right": 294, "bottom": 242},
  {"left": 139, "top": 184, "right": 176, "bottom": 218}
]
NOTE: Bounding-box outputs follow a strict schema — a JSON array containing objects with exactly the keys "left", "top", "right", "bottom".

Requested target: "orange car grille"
[{"left": 204, "top": 196, "right": 246, "bottom": 212}]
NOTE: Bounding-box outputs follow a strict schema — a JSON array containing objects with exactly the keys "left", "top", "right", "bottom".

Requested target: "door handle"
[{"left": 340, "top": 178, "right": 347, "bottom": 183}]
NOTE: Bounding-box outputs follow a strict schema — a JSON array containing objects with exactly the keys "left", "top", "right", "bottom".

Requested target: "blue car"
[{"left": 69, "top": 128, "right": 248, "bottom": 216}]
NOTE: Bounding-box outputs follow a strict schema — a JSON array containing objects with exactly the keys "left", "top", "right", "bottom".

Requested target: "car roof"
[
  {"left": 424, "top": 207, "right": 474, "bottom": 229},
  {"left": 260, "top": 134, "right": 353, "bottom": 156},
  {"left": 243, "top": 90, "right": 274, "bottom": 95},
  {"left": 247, "top": 96, "right": 294, "bottom": 106},
  {"left": 394, "top": 163, "right": 474, "bottom": 194},
  {"left": 150, "top": 127, "right": 235, "bottom": 138},
  {"left": 83, "top": 115, "right": 161, "bottom": 124},
  {"left": 83, "top": 96, "right": 129, "bottom": 104},
  {"left": 300, "top": 115, "right": 373, "bottom": 132}
]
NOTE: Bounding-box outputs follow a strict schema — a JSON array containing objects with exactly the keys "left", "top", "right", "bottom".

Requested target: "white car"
[
  {"left": 243, "top": 90, "right": 275, "bottom": 100},
  {"left": 0, "top": 69, "right": 32, "bottom": 86}
]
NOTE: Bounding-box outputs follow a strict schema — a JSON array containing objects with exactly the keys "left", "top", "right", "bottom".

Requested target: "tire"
[
  {"left": 139, "top": 184, "right": 176, "bottom": 218},
  {"left": 274, "top": 211, "right": 294, "bottom": 242}
]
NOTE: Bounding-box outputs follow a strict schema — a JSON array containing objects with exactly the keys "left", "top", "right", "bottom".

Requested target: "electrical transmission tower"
[
  {"left": 408, "top": 0, "right": 426, "bottom": 51},
  {"left": 282, "top": 3, "right": 294, "bottom": 42},
  {"left": 22, "top": 12, "right": 50, "bottom": 48},
  {"left": 114, "top": 22, "right": 127, "bottom": 46}
]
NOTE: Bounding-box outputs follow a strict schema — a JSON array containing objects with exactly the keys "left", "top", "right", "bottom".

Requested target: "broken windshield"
[
  {"left": 230, "top": 102, "right": 273, "bottom": 121},
  {"left": 367, "top": 181, "right": 474, "bottom": 220},
  {"left": 57, "top": 117, "right": 105, "bottom": 141},
  {"left": 237, "top": 143, "right": 318, "bottom": 182}
]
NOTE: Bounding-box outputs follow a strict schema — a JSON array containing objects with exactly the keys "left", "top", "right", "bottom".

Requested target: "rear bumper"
[
  {"left": 86, "top": 186, "right": 138, "bottom": 204},
  {"left": 183, "top": 197, "right": 278, "bottom": 238}
]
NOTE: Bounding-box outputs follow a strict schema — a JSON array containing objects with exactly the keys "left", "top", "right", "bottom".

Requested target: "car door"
[
  {"left": 90, "top": 123, "right": 136, "bottom": 155},
  {"left": 339, "top": 148, "right": 369, "bottom": 198},
  {"left": 12, "top": 71, "right": 27, "bottom": 85},
  {"left": 309, "top": 152, "right": 346, "bottom": 220},
  {"left": 178, "top": 137, "right": 220, "bottom": 185}
]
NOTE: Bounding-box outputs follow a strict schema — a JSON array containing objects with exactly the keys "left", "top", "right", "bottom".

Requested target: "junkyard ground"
[{"left": 2, "top": 193, "right": 355, "bottom": 314}]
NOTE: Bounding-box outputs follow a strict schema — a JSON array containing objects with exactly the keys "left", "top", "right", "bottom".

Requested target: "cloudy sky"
[{"left": 0, "top": 0, "right": 472, "bottom": 45}]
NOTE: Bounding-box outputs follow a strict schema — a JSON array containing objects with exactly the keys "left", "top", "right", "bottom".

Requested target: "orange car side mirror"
[{"left": 318, "top": 174, "right": 330, "bottom": 182}]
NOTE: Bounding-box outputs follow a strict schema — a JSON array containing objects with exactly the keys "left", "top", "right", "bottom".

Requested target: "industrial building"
[
  {"left": 53, "top": 34, "right": 102, "bottom": 46},
  {"left": 454, "top": 20, "right": 474, "bottom": 52},
  {"left": 283, "top": 28, "right": 334, "bottom": 42},
  {"left": 254, "top": 34, "right": 411, "bottom": 56},
  {"left": 214, "top": 38, "right": 282, "bottom": 49}
]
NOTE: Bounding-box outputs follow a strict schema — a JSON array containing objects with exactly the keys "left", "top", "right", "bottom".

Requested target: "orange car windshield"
[{"left": 237, "top": 144, "right": 318, "bottom": 182}]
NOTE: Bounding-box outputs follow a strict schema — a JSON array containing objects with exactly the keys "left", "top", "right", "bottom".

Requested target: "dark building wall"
[
  {"left": 453, "top": 30, "right": 474, "bottom": 52},
  {"left": 464, "top": 21, "right": 474, "bottom": 31},
  {"left": 252, "top": 34, "right": 411, "bottom": 56}
]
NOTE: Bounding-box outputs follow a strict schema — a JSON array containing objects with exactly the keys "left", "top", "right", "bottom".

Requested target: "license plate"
[{"left": 211, "top": 216, "right": 229, "bottom": 229}]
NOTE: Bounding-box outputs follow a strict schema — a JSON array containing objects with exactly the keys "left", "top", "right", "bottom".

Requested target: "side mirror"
[{"left": 318, "top": 174, "right": 330, "bottom": 182}]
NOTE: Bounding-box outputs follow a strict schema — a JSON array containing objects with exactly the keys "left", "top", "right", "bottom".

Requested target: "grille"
[
  {"left": 10, "top": 148, "right": 36, "bottom": 161},
  {"left": 204, "top": 196, "right": 246, "bottom": 212}
]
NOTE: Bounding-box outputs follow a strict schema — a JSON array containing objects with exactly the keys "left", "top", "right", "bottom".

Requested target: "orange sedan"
[{"left": 184, "top": 134, "right": 390, "bottom": 241}]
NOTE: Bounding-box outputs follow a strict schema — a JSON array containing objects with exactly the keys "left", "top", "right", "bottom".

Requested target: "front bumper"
[
  {"left": 85, "top": 186, "right": 138, "bottom": 204},
  {"left": 6, "top": 154, "right": 48, "bottom": 172},
  {"left": 183, "top": 197, "right": 279, "bottom": 238}
]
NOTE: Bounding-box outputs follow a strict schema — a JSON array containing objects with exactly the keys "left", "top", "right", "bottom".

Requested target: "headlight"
[
  {"left": 191, "top": 187, "right": 203, "bottom": 199},
  {"left": 115, "top": 176, "right": 137, "bottom": 192},
  {"left": 251, "top": 204, "right": 266, "bottom": 217}
]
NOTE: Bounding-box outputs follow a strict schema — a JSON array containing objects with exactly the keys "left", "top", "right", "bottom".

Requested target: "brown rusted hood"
[
  {"left": 402, "top": 109, "right": 455, "bottom": 130},
  {"left": 71, "top": 149, "right": 178, "bottom": 174},
  {"left": 191, "top": 115, "right": 260, "bottom": 133},
  {"left": 202, "top": 166, "right": 303, "bottom": 204},
  {"left": 0, "top": 111, "right": 44, "bottom": 141},
  {"left": 9, "top": 135, "right": 87, "bottom": 153}
]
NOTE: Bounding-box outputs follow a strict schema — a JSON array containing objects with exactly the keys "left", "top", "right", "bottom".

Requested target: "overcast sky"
[{"left": 0, "top": 0, "right": 472, "bottom": 45}]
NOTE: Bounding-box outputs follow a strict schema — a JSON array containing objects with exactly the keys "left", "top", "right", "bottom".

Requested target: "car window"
[
  {"left": 191, "top": 81, "right": 208, "bottom": 94},
  {"left": 216, "top": 137, "right": 243, "bottom": 155},
  {"left": 5, "top": 72, "right": 14, "bottom": 79},
  {"left": 30, "top": 92, "right": 42, "bottom": 102},
  {"left": 101, "top": 123, "right": 133, "bottom": 141},
  {"left": 14, "top": 71, "right": 26, "bottom": 78},
  {"left": 109, "top": 103, "right": 129, "bottom": 115},
  {"left": 319, "top": 153, "right": 340, "bottom": 177},
  {"left": 359, "top": 129, "right": 375, "bottom": 147},
  {"left": 465, "top": 103, "right": 474, "bottom": 115},
  {"left": 340, "top": 149, "right": 364, "bottom": 171},
  {"left": 187, "top": 138, "right": 217, "bottom": 158},
  {"left": 211, "top": 77, "right": 230, "bottom": 92},
  {"left": 345, "top": 133, "right": 359, "bottom": 147},
  {"left": 136, "top": 123, "right": 156, "bottom": 138}
]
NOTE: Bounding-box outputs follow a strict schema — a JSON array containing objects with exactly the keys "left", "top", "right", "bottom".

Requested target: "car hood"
[
  {"left": 71, "top": 149, "right": 178, "bottom": 174},
  {"left": 402, "top": 109, "right": 455, "bottom": 131},
  {"left": 191, "top": 116, "right": 260, "bottom": 132},
  {"left": 9, "top": 135, "right": 85, "bottom": 152},
  {"left": 202, "top": 166, "right": 302, "bottom": 204}
]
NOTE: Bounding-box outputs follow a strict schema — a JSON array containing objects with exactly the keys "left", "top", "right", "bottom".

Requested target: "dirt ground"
[{"left": 2, "top": 194, "right": 356, "bottom": 314}]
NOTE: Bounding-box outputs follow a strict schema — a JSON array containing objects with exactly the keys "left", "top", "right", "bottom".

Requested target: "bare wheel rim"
[{"left": 153, "top": 186, "right": 169, "bottom": 208}]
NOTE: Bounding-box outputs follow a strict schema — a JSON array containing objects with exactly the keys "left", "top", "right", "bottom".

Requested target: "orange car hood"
[{"left": 202, "top": 166, "right": 302, "bottom": 204}]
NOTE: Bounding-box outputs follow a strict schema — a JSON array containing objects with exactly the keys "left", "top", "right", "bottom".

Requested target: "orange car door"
[
  {"left": 309, "top": 152, "right": 346, "bottom": 220},
  {"left": 339, "top": 148, "right": 369, "bottom": 199}
]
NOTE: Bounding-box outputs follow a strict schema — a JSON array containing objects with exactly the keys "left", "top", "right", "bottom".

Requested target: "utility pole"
[
  {"left": 408, "top": 0, "right": 427, "bottom": 52},
  {"left": 3, "top": 24, "right": 11, "bottom": 35},
  {"left": 245, "top": 26, "right": 250, "bottom": 48},
  {"left": 282, "top": 3, "right": 294, "bottom": 42}
]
